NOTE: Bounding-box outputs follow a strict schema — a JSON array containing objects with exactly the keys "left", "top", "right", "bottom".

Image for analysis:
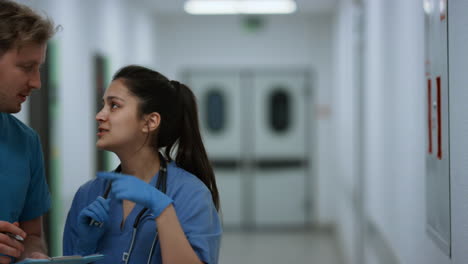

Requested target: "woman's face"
[{"left": 96, "top": 79, "right": 147, "bottom": 153}]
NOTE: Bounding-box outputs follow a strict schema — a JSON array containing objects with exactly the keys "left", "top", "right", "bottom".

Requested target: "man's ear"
[{"left": 142, "top": 112, "right": 161, "bottom": 133}]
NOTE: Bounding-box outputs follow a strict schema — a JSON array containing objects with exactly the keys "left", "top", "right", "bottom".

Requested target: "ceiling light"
[
  {"left": 184, "top": 0, "right": 297, "bottom": 15},
  {"left": 423, "top": 0, "right": 434, "bottom": 15}
]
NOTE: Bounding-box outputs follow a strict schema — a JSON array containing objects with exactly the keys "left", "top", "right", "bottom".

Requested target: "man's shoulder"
[{"left": 1, "top": 112, "right": 37, "bottom": 140}]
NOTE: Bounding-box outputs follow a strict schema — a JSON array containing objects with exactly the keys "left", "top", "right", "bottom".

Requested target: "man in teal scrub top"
[{"left": 0, "top": 0, "right": 56, "bottom": 262}]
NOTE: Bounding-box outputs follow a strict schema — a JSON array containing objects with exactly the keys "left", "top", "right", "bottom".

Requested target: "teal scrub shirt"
[
  {"left": 63, "top": 162, "right": 222, "bottom": 264},
  {"left": 0, "top": 113, "right": 51, "bottom": 223}
]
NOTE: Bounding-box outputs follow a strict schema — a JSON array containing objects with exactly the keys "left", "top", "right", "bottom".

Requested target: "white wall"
[
  {"left": 330, "top": 0, "right": 359, "bottom": 262},
  {"left": 155, "top": 13, "right": 334, "bottom": 226},
  {"left": 448, "top": 1, "right": 468, "bottom": 263},
  {"left": 332, "top": 0, "right": 467, "bottom": 263}
]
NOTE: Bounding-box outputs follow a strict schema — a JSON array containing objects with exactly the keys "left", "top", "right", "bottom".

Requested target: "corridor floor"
[{"left": 218, "top": 229, "right": 343, "bottom": 264}]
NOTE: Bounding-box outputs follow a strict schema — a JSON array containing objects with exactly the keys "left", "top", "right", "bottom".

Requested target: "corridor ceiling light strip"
[
  {"left": 184, "top": 0, "right": 297, "bottom": 15},
  {"left": 423, "top": 0, "right": 434, "bottom": 15}
]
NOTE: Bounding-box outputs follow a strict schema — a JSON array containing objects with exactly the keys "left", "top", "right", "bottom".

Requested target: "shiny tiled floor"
[{"left": 219, "top": 230, "right": 343, "bottom": 264}]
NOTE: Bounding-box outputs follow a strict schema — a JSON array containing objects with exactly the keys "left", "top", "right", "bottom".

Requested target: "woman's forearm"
[{"left": 156, "top": 205, "right": 204, "bottom": 264}]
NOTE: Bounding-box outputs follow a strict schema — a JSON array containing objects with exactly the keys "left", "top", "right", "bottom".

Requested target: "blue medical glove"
[
  {"left": 97, "top": 172, "right": 173, "bottom": 218},
  {"left": 76, "top": 196, "right": 110, "bottom": 255}
]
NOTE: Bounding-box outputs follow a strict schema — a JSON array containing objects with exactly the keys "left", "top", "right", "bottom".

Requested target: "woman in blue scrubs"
[{"left": 63, "top": 65, "right": 222, "bottom": 264}]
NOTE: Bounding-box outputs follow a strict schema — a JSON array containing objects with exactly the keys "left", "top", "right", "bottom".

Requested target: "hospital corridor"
[{"left": 7, "top": 0, "right": 468, "bottom": 263}]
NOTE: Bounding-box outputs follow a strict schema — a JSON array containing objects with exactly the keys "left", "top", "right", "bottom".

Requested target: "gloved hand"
[
  {"left": 97, "top": 172, "right": 173, "bottom": 218},
  {"left": 76, "top": 196, "right": 110, "bottom": 255}
]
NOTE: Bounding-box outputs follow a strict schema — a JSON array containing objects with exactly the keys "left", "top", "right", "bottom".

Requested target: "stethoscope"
[{"left": 91, "top": 152, "right": 168, "bottom": 264}]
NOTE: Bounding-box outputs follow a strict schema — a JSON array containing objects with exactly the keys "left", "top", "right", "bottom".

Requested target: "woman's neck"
[{"left": 117, "top": 147, "right": 161, "bottom": 183}]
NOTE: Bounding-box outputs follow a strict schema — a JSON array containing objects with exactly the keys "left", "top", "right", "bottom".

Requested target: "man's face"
[{"left": 0, "top": 43, "right": 47, "bottom": 113}]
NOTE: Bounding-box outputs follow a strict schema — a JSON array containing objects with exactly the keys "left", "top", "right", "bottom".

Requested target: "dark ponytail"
[
  {"left": 166, "top": 80, "right": 219, "bottom": 211},
  {"left": 113, "top": 65, "right": 220, "bottom": 211}
]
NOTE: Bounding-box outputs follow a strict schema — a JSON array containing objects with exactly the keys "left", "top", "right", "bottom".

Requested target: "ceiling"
[{"left": 136, "top": 0, "right": 339, "bottom": 16}]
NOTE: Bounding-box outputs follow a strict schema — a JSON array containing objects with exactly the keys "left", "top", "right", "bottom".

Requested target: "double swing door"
[{"left": 185, "top": 69, "right": 312, "bottom": 229}]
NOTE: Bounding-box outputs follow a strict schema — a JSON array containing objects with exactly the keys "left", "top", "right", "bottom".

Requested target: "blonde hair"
[{"left": 0, "top": 0, "right": 56, "bottom": 55}]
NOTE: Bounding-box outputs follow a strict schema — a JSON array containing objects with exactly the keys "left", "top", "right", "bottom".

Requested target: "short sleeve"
[
  {"left": 19, "top": 133, "right": 51, "bottom": 221},
  {"left": 174, "top": 185, "right": 222, "bottom": 264}
]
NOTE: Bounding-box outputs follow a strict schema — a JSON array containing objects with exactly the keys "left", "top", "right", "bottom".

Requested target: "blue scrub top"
[
  {"left": 63, "top": 162, "right": 222, "bottom": 264},
  {"left": 0, "top": 113, "right": 51, "bottom": 223}
]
